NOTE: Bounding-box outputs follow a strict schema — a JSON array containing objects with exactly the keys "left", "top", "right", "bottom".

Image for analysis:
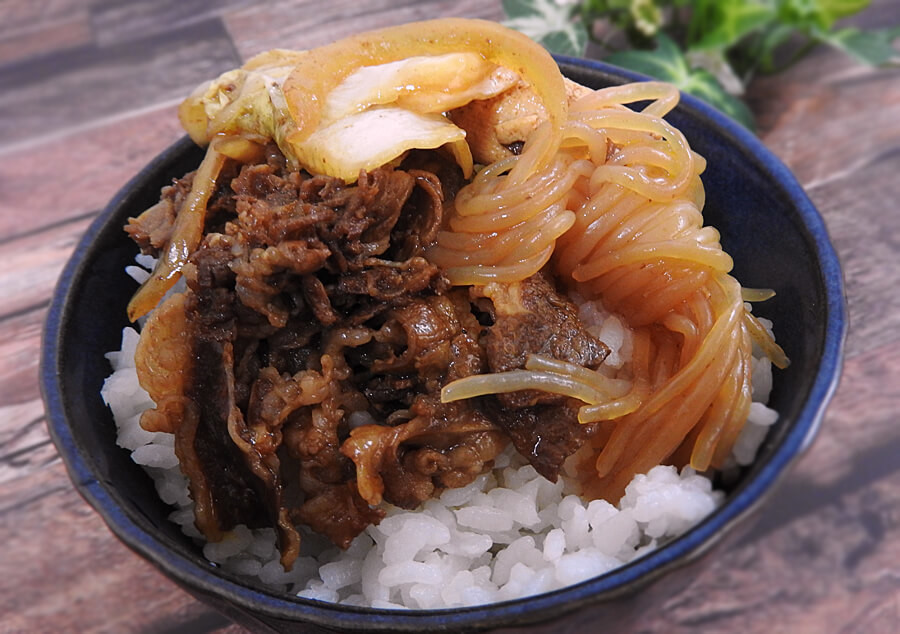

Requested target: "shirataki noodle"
[{"left": 432, "top": 81, "right": 788, "bottom": 501}]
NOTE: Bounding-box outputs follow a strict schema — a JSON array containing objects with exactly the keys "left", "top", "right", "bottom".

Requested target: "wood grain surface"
[{"left": 1, "top": 1, "right": 898, "bottom": 632}]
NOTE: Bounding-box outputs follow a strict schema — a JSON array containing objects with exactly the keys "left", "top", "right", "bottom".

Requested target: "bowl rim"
[{"left": 41, "top": 56, "right": 847, "bottom": 631}]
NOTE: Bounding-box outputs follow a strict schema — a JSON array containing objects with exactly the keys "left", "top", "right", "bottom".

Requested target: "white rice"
[{"left": 101, "top": 261, "right": 778, "bottom": 609}]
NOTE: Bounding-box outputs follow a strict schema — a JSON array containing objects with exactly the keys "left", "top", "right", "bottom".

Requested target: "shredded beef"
[
  {"left": 181, "top": 241, "right": 301, "bottom": 567},
  {"left": 475, "top": 271, "right": 609, "bottom": 404},
  {"left": 125, "top": 172, "right": 194, "bottom": 255},
  {"left": 485, "top": 400, "right": 592, "bottom": 482},
  {"left": 473, "top": 271, "right": 609, "bottom": 481},
  {"left": 131, "top": 146, "right": 608, "bottom": 568},
  {"left": 341, "top": 291, "right": 502, "bottom": 509}
]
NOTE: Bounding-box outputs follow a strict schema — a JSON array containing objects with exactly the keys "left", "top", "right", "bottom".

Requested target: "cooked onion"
[
  {"left": 127, "top": 139, "right": 227, "bottom": 321},
  {"left": 441, "top": 369, "right": 609, "bottom": 406},
  {"left": 280, "top": 18, "right": 567, "bottom": 179}
]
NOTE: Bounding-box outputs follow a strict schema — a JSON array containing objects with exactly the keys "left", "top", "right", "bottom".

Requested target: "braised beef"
[
  {"left": 475, "top": 271, "right": 610, "bottom": 408},
  {"left": 342, "top": 396, "right": 505, "bottom": 509},
  {"left": 486, "top": 400, "right": 592, "bottom": 482},
  {"left": 182, "top": 241, "right": 302, "bottom": 567},
  {"left": 473, "top": 271, "right": 609, "bottom": 481},
  {"left": 125, "top": 171, "right": 194, "bottom": 255},
  {"left": 131, "top": 146, "right": 608, "bottom": 568},
  {"left": 341, "top": 292, "right": 503, "bottom": 509}
]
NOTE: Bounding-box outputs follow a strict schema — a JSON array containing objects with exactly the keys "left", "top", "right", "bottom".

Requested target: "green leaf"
[
  {"left": 502, "top": 0, "right": 589, "bottom": 57},
  {"left": 583, "top": 0, "right": 634, "bottom": 15},
  {"left": 681, "top": 69, "right": 756, "bottom": 129},
  {"left": 815, "top": 0, "right": 870, "bottom": 25},
  {"left": 607, "top": 35, "right": 756, "bottom": 129},
  {"left": 691, "top": 0, "right": 776, "bottom": 51},
  {"left": 821, "top": 26, "right": 900, "bottom": 65},
  {"left": 779, "top": 0, "right": 870, "bottom": 32},
  {"left": 502, "top": 0, "right": 543, "bottom": 20},
  {"left": 538, "top": 27, "right": 591, "bottom": 57},
  {"left": 755, "top": 23, "right": 797, "bottom": 72},
  {"left": 606, "top": 33, "right": 689, "bottom": 82}
]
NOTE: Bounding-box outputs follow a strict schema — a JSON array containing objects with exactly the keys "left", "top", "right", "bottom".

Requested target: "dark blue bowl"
[{"left": 41, "top": 58, "right": 846, "bottom": 632}]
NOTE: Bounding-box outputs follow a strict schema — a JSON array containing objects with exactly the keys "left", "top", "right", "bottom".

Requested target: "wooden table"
[{"left": 2, "top": 1, "right": 898, "bottom": 632}]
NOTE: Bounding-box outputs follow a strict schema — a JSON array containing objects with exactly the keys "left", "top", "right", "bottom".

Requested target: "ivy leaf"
[
  {"left": 681, "top": 68, "right": 756, "bottom": 129},
  {"left": 691, "top": 0, "right": 776, "bottom": 51},
  {"left": 811, "top": 0, "right": 871, "bottom": 27},
  {"left": 502, "top": 0, "right": 589, "bottom": 57},
  {"left": 605, "top": 32, "right": 687, "bottom": 81},
  {"left": 607, "top": 34, "right": 756, "bottom": 129},
  {"left": 779, "top": 0, "right": 871, "bottom": 32},
  {"left": 755, "top": 23, "right": 798, "bottom": 72},
  {"left": 820, "top": 26, "right": 900, "bottom": 65}
]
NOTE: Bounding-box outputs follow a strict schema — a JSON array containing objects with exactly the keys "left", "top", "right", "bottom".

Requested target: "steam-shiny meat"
[
  {"left": 129, "top": 146, "right": 610, "bottom": 568},
  {"left": 474, "top": 272, "right": 609, "bottom": 480}
]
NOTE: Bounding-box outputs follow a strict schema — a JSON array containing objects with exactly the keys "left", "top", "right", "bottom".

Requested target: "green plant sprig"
[{"left": 502, "top": 0, "right": 900, "bottom": 129}]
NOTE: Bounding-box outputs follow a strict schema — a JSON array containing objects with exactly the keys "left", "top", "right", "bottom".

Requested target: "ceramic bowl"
[{"left": 42, "top": 57, "right": 846, "bottom": 632}]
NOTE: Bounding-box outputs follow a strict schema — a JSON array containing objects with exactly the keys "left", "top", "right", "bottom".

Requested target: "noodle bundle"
[{"left": 432, "top": 81, "right": 788, "bottom": 501}]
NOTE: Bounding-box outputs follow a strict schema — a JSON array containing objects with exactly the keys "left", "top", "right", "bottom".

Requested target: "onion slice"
[
  {"left": 295, "top": 106, "right": 474, "bottom": 182},
  {"left": 127, "top": 139, "right": 227, "bottom": 321},
  {"left": 281, "top": 18, "right": 567, "bottom": 177}
]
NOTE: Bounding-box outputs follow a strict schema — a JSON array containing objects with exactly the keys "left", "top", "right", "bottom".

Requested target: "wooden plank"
[
  {"left": 749, "top": 27, "right": 900, "bottom": 191},
  {"left": 0, "top": 18, "right": 240, "bottom": 148},
  {"left": 647, "top": 468, "right": 900, "bottom": 633},
  {"left": 224, "top": 0, "right": 504, "bottom": 59},
  {"left": 750, "top": 50, "right": 900, "bottom": 189},
  {"left": 0, "top": 304, "right": 47, "bottom": 410},
  {"left": 746, "top": 46, "right": 900, "bottom": 360},
  {"left": 0, "top": 103, "right": 182, "bottom": 241},
  {"left": 808, "top": 147, "right": 900, "bottom": 359},
  {"left": 0, "top": 399, "right": 51, "bottom": 487},
  {"left": 0, "top": 16, "right": 92, "bottom": 68},
  {"left": 785, "top": 338, "right": 900, "bottom": 492},
  {"left": 0, "top": 461, "right": 225, "bottom": 633},
  {"left": 0, "top": 0, "right": 89, "bottom": 42},
  {"left": 90, "top": 0, "right": 259, "bottom": 47},
  {"left": 0, "top": 215, "right": 91, "bottom": 322}
]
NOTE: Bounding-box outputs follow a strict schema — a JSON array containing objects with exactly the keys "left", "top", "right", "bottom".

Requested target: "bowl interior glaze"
[{"left": 42, "top": 58, "right": 846, "bottom": 632}]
